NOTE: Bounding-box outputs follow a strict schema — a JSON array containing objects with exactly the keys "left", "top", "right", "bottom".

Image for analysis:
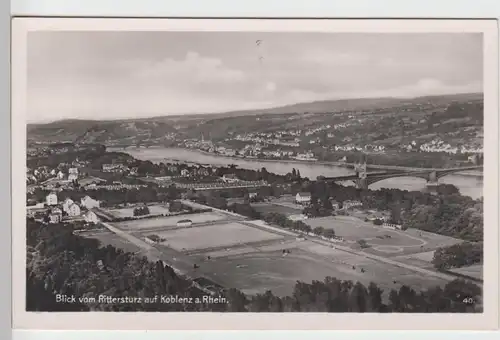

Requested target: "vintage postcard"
[{"left": 11, "top": 18, "right": 499, "bottom": 330}]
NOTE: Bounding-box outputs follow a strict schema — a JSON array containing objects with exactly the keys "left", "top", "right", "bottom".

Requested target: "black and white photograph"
[{"left": 11, "top": 18, "right": 499, "bottom": 330}]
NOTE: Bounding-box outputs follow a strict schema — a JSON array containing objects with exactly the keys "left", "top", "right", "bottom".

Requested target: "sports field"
[
  {"left": 305, "top": 215, "right": 462, "bottom": 256},
  {"left": 155, "top": 222, "right": 284, "bottom": 252},
  {"left": 392, "top": 251, "right": 436, "bottom": 268},
  {"left": 106, "top": 204, "right": 171, "bottom": 218},
  {"left": 113, "top": 212, "right": 228, "bottom": 231},
  {"left": 84, "top": 217, "right": 458, "bottom": 300},
  {"left": 203, "top": 248, "right": 450, "bottom": 297}
]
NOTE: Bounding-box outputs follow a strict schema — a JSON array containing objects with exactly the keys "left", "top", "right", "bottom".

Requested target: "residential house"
[
  {"left": 62, "top": 198, "right": 74, "bottom": 213},
  {"left": 222, "top": 174, "right": 239, "bottom": 183},
  {"left": 468, "top": 154, "right": 478, "bottom": 164},
  {"left": 102, "top": 163, "right": 128, "bottom": 173},
  {"left": 180, "top": 169, "right": 190, "bottom": 177},
  {"left": 330, "top": 200, "right": 340, "bottom": 210},
  {"left": 68, "top": 168, "right": 79, "bottom": 181},
  {"left": 84, "top": 211, "right": 99, "bottom": 224},
  {"left": 46, "top": 192, "right": 58, "bottom": 206},
  {"left": 295, "top": 192, "right": 311, "bottom": 205},
  {"left": 67, "top": 203, "right": 81, "bottom": 217},
  {"left": 56, "top": 171, "right": 65, "bottom": 180},
  {"left": 49, "top": 207, "right": 63, "bottom": 224},
  {"left": 80, "top": 195, "right": 101, "bottom": 209}
]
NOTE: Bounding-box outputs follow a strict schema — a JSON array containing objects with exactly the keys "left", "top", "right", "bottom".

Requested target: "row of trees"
[
  {"left": 26, "top": 219, "right": 482, "bottom": 312},
  {"left": 133, "top": 205, "right": 150, "bottom": 216},
  {"left": 432, "top": 242, "right": 483, "bottom": 270}
]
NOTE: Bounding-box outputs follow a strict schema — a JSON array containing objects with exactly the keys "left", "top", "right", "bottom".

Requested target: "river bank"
[
  {"left": 110, "top": 146, "right": 483, "bottom": 200},
  {"left": 114, "top": 145, "right": 483, "bottom": 176}
]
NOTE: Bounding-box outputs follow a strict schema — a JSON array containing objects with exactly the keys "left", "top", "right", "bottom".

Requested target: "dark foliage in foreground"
[{"left": 26, "top": 219, "right": 482, "bottom": 313}]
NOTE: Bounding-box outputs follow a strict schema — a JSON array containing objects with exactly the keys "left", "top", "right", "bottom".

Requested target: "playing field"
[
  {"left": 392, "top": 251, "right": 436, "bottom": 268},
  {"left": 155, "top": 222, "right": 284, "bottom": 252},
  {"left": 113, "top": 212, "right": 228, "bottom": 231},
  {"left": 204, "top": 248, "right": 450, "bottom": 297},
  {"left": 106, "top": 204, "right": 171, "bottom": 218},
  {"left": 306, "top": 215, "right": 384, "bottom": 239},
  {"left": 305, "top": 215, "right": 462, "bottom": 256}
]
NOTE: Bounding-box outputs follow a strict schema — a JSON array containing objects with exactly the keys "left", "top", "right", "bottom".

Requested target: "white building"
[
  {"left": 62, "top": 198, "right": 74, "bottom": 213},
  {"left": 80, "top": 196, "right": 100, "bottom": 209},
  {"left": 176, "top": 219, "right": 193, "bottom": 227},
  {"left": 67, "top": 203, "right": 81, "bottom": 217},
  {"left": 84, "top": 211, "right": 99, "bottom": 224},
  {"left": 295, "top": 192, "right": 311, "bottom": 205},
  {"left": 343, "top": 200, "right": 363, "bottom": 209},
  {"left": 49, "top": 207, "right": 63, "bottom": 224},
  {"left": 382, "top": 223, "right": 402, "bottom": 230},
  {"left": 49, "top": 213, "right": 62, "bottom": 224},
  {"left": 222, "top": 174, "right": 239, "bottom": 183},
  {"left": 68, "top": 168, "right": 79, "bottom": 181},
  {"left": 46, "top": 192, "right": 58, "bottom": 206},
  {"left": 288, "top": 214, "right": 308, "bottom": 221}
]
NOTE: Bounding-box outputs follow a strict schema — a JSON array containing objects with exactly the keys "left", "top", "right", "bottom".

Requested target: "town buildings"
[
  {"left": 67, "top": 203, "right": 81, "bottom": 217},
  {"left": 46, "top": 192, "right": 58, "bottom": 206},
  {"left": 84, "top": 211, "right": 99, "bottom": 224},
  {"left": 80, "top": 196, "right": 101, "bottom": 209},
  {"left": 295, "top": 192, "right": 311, "bottom": 205}
]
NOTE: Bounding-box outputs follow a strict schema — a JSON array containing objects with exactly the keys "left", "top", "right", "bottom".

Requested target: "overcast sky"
[{"left": 27, "top": 32, "right": 483, "bottom": 123}]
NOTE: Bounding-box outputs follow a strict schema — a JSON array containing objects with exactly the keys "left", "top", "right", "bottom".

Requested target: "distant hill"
[
  {"left": 192, "top": 92, "right": 483, "bottom": 118},
  {"left": 27, "top": 92, "right": 483, "bottom": 145}
]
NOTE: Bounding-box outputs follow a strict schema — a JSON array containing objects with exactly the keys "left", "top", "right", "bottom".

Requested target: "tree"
[
  {"left": 133, "top": 205, "right": 150, "bottom": 216},
  {"left": 169, "top": 201, "right": 184, "bottom": 212},
  {"left": 322, "top": 229, "right": 336, "bottom": 239},
  {"left": 432, "top": 242, "right": 483, "bottom": 270},
  {"left": 390, "top": 204, "right": 401, "bottom": 224},
  {"left": 357, "top": 239, "right": 370, "bottom": 248},
  {"left": 313, "top": 226, "right": 325, "bottom": 236},
  {"left": 225, "top": 288, "right": 248, "bottom": 312}
]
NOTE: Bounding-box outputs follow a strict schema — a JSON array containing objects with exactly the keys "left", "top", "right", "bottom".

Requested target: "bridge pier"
[
  {"left": 356, "top": 178, "right": 368, "bottom": 190},
  {"left": 426, "top": 171, "right": 439, "bottom": 187}
]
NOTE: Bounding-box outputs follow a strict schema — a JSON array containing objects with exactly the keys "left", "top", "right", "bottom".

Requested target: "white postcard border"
[{"left": 11, "top": 18, "right": 500, "bottom": 330}]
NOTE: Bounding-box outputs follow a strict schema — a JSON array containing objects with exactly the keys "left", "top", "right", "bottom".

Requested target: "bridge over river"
[{"left": 321, "top": 165, "right": 483, "bottom": 189}]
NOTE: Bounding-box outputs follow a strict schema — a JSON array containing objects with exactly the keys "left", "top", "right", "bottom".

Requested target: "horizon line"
[{"left": 27, "top": 91, "right": 484, "bottom": 125}]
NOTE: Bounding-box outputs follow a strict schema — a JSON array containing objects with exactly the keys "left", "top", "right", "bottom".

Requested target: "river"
[{"left": 110, "top": 147, "right": 483, "bottom": 200}]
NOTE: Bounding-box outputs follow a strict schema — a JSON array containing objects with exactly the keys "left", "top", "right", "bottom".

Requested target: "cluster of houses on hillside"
[
  {"left": 415, "top": 139, "right": 483, "bottom": 155},
  {"left": 27, "top": 192, "right": 101, "bottom": 225},
  {"left": 294, "top": 192, "right": 362, "bottom": 211},
  {"left": 26, "top": 164, "right": 85, "bottom": 185}
]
